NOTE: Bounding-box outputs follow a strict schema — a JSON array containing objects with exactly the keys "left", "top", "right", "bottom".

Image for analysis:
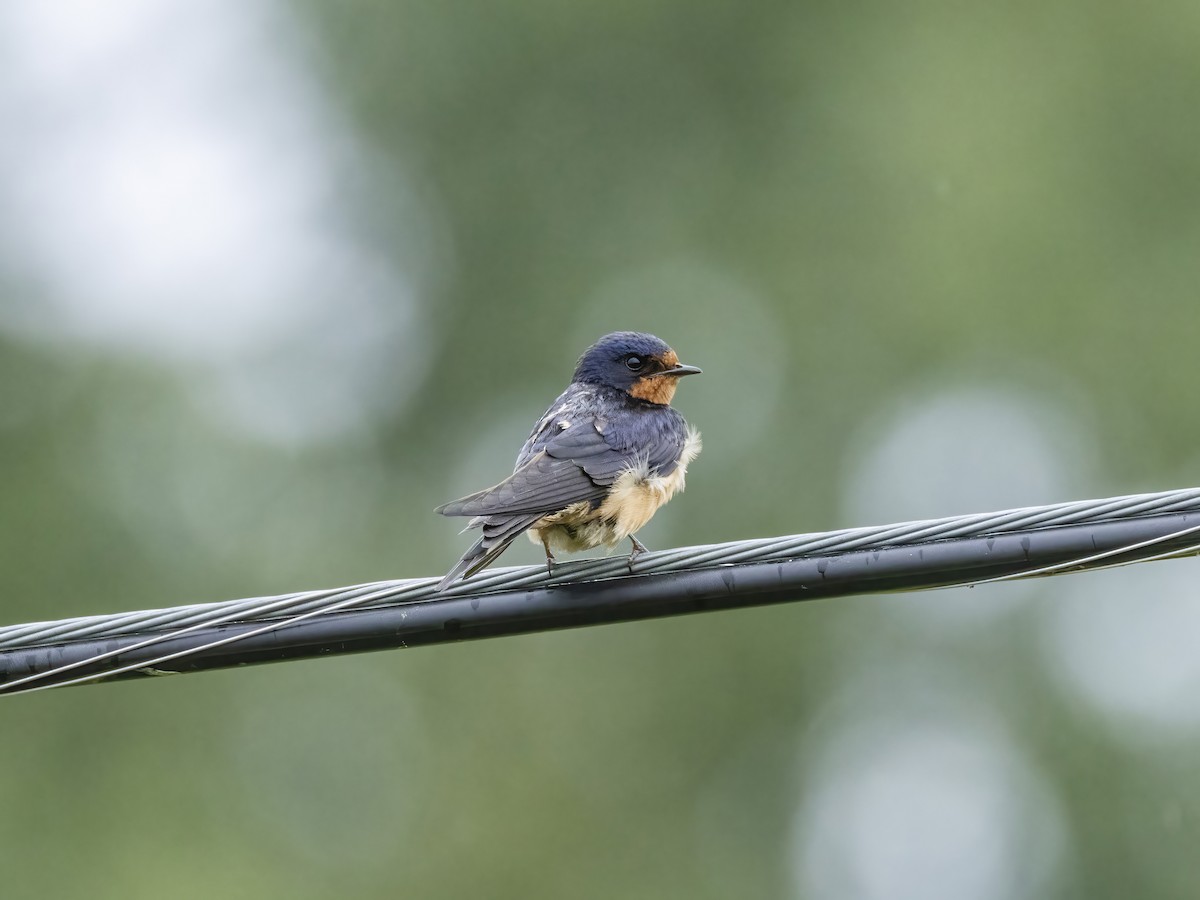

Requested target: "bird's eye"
[{"left": 625, "top": 355, "right": 644, "bottom": 371}]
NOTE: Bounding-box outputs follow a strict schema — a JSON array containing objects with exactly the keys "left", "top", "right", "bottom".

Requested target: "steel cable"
[{"left": 3, "top": 485, "right": 1200, "bottom": 694}]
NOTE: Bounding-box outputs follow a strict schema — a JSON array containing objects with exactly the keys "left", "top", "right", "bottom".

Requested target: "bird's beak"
[{"left": 653, "top": 363, "right": 702, "bottom": 378}]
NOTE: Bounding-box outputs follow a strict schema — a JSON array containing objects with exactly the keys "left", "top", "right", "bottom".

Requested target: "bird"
[{"left": 435, "top": 331, "right": 702, "bottom": 591}]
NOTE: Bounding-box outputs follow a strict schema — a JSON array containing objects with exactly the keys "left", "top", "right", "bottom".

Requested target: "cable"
[
  {"left": 2, "top": 486, "right": 1200, "bottom": 694},
  {"left": 6, "top": 484, "right": 1200, "bottom": 650}
]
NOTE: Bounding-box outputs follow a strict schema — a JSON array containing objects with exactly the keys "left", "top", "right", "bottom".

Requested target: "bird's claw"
[{"left": 627, "top": 535, "right": 649, "bottom": 573}]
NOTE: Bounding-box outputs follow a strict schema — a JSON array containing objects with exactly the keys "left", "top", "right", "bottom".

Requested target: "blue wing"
[{"left": 437, "top": 390, "right": 686, "bottom": 519}]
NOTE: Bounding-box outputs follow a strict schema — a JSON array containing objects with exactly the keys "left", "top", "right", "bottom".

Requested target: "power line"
[{"left": 2, "top": 486, "right": 1200, "bottom": 695}]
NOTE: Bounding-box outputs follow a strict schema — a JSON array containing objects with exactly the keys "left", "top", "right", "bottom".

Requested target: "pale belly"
[{"left": 528, "top": 428, "right": 700, "bottom": 553}]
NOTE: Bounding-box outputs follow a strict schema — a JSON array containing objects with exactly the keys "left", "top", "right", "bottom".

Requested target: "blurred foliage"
[{"left": 4, "top": 1, "right": 1200, "bottom": 897}]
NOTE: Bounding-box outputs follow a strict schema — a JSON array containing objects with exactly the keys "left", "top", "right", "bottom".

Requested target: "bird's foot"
[
  {"left": 627, "top": 535, "right": 649, "bottom": 573},
  {"left": 541, "top": 536, "right": 557, "bottom": 577}
]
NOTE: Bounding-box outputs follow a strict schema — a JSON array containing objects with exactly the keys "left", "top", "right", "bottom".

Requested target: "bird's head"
[{"left": 571, "top": 331, "right": 701, "bottom": 406}]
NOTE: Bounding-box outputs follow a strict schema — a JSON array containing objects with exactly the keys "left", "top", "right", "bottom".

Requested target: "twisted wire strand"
[
  {"left": 0, "top": 579, "right": 420, "bottom": 695},
  {"left": 3, "top": 485, "right": 1200, "bottom": 654},
  {"left": 3, "top": 485, "right": 1200, "bottom": 695},
  {"left": 935, "top": 521, "right": 1200, "bottom": 586},
  {"left": 13, "top": 519, "right": 1200, "bottom": 698}
]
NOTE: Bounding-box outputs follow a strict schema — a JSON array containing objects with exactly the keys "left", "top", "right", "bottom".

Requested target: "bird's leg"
[
  {"left": 627, "top": 535, "right": 649, "bottom": 572},
  {"left": 541, "top": 534, "right": 557, "bottom": 576}
]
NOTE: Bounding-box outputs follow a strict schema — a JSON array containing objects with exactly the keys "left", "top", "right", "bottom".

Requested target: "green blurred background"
[{"left": 4, "top": 1, "right": 1200, "bottom": 897}]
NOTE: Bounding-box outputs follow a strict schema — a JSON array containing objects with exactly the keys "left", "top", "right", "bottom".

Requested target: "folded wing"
[{"left": 436, "top": 420, "right": 626, "bottom": 518}]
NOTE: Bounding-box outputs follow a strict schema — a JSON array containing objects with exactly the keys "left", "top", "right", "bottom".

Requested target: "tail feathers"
[
  {"left": 436, "top": 513, "right": 542, "bottom": 592},
  {"left": 435, "top": 536, "right": 490, "bottom": 592}
]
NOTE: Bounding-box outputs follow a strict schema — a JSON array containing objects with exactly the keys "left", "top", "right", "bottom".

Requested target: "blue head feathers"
[{"left": 571, "top": 331, "right": 676, "bottom": 390}]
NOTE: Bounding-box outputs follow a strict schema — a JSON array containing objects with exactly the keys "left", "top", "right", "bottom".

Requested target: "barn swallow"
[{"left": 436, "top": 331, "right": 701, "bottom": 591}]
